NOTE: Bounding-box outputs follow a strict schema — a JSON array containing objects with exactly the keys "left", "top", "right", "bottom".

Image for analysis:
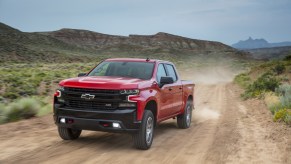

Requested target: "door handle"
[{"left": 169, "top": 88, "right": 173, "bottom": 91}]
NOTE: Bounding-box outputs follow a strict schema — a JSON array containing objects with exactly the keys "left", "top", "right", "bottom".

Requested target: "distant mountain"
[
  {"left": 232, "top": 37, "right": 291, "bottom": 50},
  {"left": 0, "top": 22, "right": 247, "bottom": 63}
]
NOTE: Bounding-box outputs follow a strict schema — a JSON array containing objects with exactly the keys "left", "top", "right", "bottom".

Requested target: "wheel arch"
[
  {"left": 187, "top": 95, "right": 193, "bottom": 102},
  {"left": 144, "top": 100, "right": 158, "bottom": 126}
]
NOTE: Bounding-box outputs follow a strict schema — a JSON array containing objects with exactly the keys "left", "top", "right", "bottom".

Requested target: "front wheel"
[
  {"left": 58, "top": 127, "right": 82, "bottom": 140},
  {"left": 177, "top": 100, "right": 193, "bottom": 129},
  {"left": 132, "top": 110, "right": 154, "bottom": 150}
]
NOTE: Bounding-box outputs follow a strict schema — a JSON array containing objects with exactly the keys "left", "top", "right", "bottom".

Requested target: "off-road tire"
[
  {"left": 58, "top": 127, "right": 82, "bottom": 140},
  {"left": 177, "top": 100, "right": 193, "bottom": 129},
  {"left": 133, "top": 110, "right": 154, "bottom": 150}
]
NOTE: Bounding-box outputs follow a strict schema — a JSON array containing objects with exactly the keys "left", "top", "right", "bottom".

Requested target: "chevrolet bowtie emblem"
[{"left": 81, "top": 93, "right": 95, "bottom": 100}]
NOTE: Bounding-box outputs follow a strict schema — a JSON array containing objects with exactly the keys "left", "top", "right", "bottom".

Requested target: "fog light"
[
  {"left": 112, "top": 122, "right": 121, "bottom": 128},
  {"left": 119, "top": 103, "right": 136, "bottom": 107},
  {"left": 60, "top": 118, "right": 66, "bottom": 123}
]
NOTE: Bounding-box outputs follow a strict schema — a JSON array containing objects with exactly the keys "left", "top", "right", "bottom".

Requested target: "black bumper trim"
[
  {"left": 55, "top": 116, "right": 139, "bottom": 133},
  {"left": 54, "top": 107, "right": 140, "bottom": 133}
]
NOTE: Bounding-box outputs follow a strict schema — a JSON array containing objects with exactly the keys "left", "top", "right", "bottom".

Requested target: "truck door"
[
  {"left": 165, "top": 64, "right": 183, "bottom": 114},
  {"left": 156, "top": 64, "right": 173, "bottom": 118}
]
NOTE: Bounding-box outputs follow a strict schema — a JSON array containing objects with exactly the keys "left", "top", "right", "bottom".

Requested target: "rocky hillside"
[
  {"left": 40, "top": 29, "right": 234, "bottom": 52},
  {"left": 0, "top": 23, "right": 95, "bottom": 63},
  {"left": 0, "top": 22, "right": 247, "bottom": 63}
]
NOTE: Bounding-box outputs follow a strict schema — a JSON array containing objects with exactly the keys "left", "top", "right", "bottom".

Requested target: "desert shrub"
[
  {"left": 264, "top": 92, "right": 280, "bottom": 114},
  {"left": 276, "top": 84, "right": 291, "bottom": 96},
  {"left": 242, "top": 72, "right": 280, "bottom": 99},
  {"left": 269, "top": 103, "right": 285, "bottom": 115},
  {"left": 284, "top": 55, "right": 291, "bottom": 61},
  {"left": 269, "top": 84, "right": 291, "bottom": 124},
  {"left": 0, "top": 96, "right": 4, "bottom": 103},
  {"left": 276, "top": 84, "right": 291, "bottom": 108},
  {"left": 37, "top": 104, "right": 52, "bottom": 116},
  {"left": 36, "top": 72, "right": 47, "bottom": 78},
  {"left": 3, "top": 92, "right": 20, "bottom": 99},
  {"left": 274, "top": 108, "right": 291, "bottom": 124},
  {"left": 234, "top": 73, "right": 251, "bottom": 88},
  {"left": 6, "top": 98, "right": 40, "bottom": 122},
  {"left": 273, "top": 64, "right": 285, "bottom": 75},
  {"left": 0, "top": 103, "right": 7, "bottom": 124},
  {"left": 285, "top": 114, "right": 291, "bottom": 124}
]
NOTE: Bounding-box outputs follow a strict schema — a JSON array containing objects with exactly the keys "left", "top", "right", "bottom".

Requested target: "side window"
[
  {"left": 156, "top": 64, "right": 167, "bottom": 83},
  {"left": 165, "top": 64, "right": 177, "bottom": 81}
]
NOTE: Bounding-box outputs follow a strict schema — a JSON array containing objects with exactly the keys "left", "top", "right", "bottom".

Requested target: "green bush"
[
  {"left": 276, "top": 84, "right": 291, "bottom": 95},
  {"left": 276, "top": 84, "right": 291, "bottom": 108},
  {"left": 274, "top": 108, "right": 291, "bottom": 124},
  {"left": 269, "top": 103, "right": 283, "bottom": 115},
  {"left": 284, "top": 55, "right": 291, "bottom": 61},
  {"left": 6, "top": 98, "right": 40, "bottom": 122},
  {"left": 273, "top": 64, "right": 286, "bottom": 75},
  {"left": 285, "top": 114, "right": 291, "bottom": 124},
  {"left": 242, "top": 72, "right": 280, "bottom": 99},
  {"left": 37, "top": 104, "right": 52, "bottom": 116},
  {"left": 269, "top": 84, "right": 291, "bottom": 125},
  {"left": 234, "top": 73, "right": 251, "bottom": 88},
  {"left": 0, "top": 103, "right": 7, "bottom": 124},
  {"left": 3, "top": 92, "right": 20, "bottom": 99}
]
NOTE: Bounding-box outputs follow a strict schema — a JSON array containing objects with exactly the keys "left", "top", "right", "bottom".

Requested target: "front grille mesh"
[
  {"left": 63, "top": 87, "right": 124, "bottom": 110},
  {"left": 66, "top": 100, "right": 117, "bottom": 110}
]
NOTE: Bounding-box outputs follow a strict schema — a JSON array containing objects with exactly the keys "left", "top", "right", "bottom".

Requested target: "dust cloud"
[
  {"left": 180, "top": 66, "right": 238, "bottom": 84},
  {"left": 179, "top": 66, "right": 236, "bottom": 124},
  {"left": 192, "top": 107, "right": 220, "bottom": 123}
]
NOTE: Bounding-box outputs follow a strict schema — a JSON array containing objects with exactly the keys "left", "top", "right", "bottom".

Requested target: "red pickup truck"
[{"left": 53, "top": 58, "right": 194, "bottom": 149}]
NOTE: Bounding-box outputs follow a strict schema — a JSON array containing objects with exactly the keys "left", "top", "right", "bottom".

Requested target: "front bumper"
[{"left": 54, "top": 106, "right": 141, "bottom": 133}]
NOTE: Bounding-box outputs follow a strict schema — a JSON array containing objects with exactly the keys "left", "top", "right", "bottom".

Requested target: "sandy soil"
[{"left": 0, "top": 83, "right": 290, "bottom": 164}]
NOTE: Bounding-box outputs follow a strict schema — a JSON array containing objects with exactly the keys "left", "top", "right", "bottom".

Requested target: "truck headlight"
[
  {"left": 54, "top": 90, "right": 62, "bottom": 97},
  {"left": 120, "top": 89, "right": 139, "bottom": 95},
  {"left": 54, "top": 86, "right": 64, "bottom": 97},
  {"left": 58, "top": 86, "right": 64, "bottom": 91},
  {"left": 54, "top": 86, "right": 65, "bottom": 103}
]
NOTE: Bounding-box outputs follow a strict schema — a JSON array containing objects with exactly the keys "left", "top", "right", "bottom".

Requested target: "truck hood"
[{"left": 59, "top": 76, "right": 148, "bottom": 89}]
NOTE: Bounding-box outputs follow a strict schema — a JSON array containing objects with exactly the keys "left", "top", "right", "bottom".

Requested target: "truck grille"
[
  {"left": 63, "top": 87, "right": 126, "bottom": 110},
  {"left": 66, "top": 100, "right": 118, "bottom": 110}
]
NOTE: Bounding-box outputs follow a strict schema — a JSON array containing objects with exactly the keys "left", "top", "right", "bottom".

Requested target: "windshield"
[{"left": 88, "top": 61, "right": 155, "bottom": 80}]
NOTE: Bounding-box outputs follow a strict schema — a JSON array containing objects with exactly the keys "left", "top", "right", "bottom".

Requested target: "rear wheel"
[
  {"left": 58, "top": 127, "right": 82, "bottom": 140},
  {"left": 177, "top": 100, "right": 193, "bottom": 129},
  {"left": 133, "top": 110, "right": 154, "bottom": 150}
]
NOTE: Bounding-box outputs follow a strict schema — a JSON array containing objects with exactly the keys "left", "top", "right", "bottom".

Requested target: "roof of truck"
[{"left": 105, "top": 58, "right": 172, "bottom": 64}]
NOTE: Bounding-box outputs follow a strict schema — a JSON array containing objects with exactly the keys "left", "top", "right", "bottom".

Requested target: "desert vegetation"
[
  {"left": 234, "top": 55, "right": 291, "bottom": 124},
  {"left": 0, "top": 62, "right": 97, "bottom": 123}
]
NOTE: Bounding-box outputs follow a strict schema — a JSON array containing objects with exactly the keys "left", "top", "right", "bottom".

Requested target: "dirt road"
[{"left": 0, "top": 83, "right": 290, "bottom": 164}]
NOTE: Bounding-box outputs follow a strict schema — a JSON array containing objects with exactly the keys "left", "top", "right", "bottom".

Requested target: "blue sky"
[{"left": 0, "top": 0, "right": 290, "bottom": 45}]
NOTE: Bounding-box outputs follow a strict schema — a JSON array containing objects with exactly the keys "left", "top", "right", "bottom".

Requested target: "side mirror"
[
  {"left": 78, "top": 73, "right": 87, "bottom": 77},
  {"left": 160, "top": 76, "right": 174, "bottom": 87}
]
